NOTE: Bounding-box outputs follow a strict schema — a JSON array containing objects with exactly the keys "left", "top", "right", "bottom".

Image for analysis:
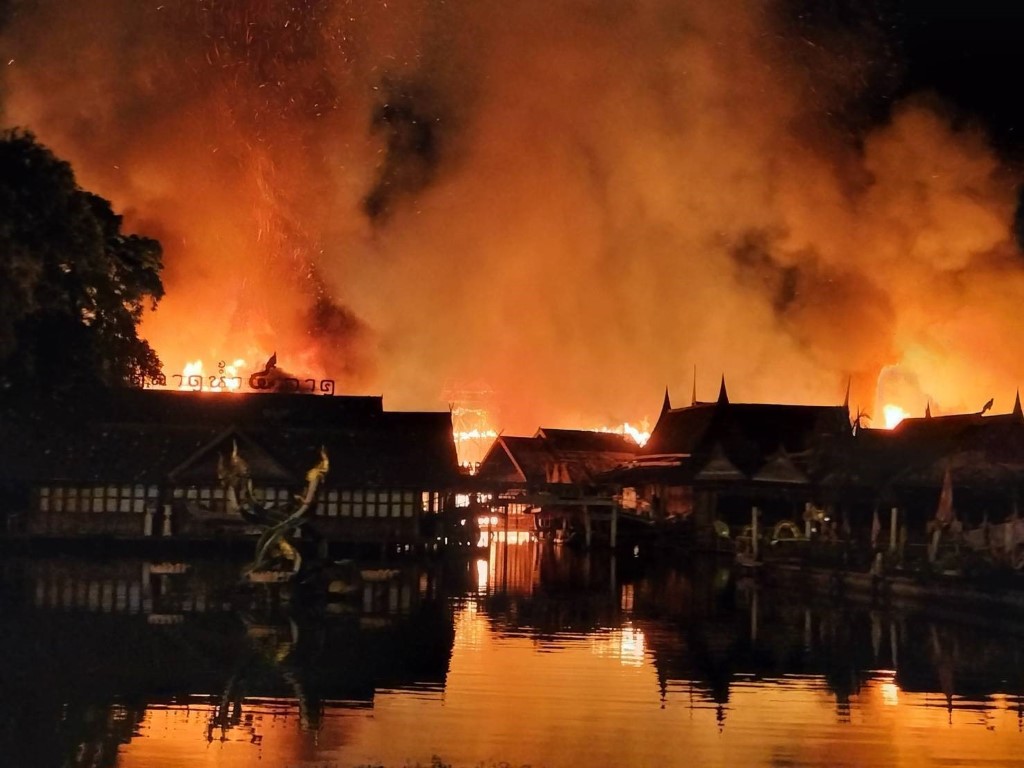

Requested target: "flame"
[
  {"left": 882, "top": 404, "right": 908, "bottom": 429},
  {"left": 592, "top": 422, "right": 651, "bottom": 447},
  {"left": 170, "top": 358, "right": 247, "bottom": 392}
]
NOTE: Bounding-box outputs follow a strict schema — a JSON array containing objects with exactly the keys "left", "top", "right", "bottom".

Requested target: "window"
[
  {"left": 353, "top": 490, "right": 364, "bottom": 517},
  {"left": 39, "top": 487, "right": 50, "bottom": 512},
  {"left": 366, "top": 491, "right": 377, "bottom": 517},
  {"left": 340, "top": 489, "right": 351, "bottom": 516},
  {"left": 403, "top": 491, "right": 414, "bottom": 518}
]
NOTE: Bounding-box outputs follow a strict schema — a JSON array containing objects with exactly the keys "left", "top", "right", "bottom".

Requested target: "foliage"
[{"left": 0, "top": 129, "right": 164, "bottom": 393}]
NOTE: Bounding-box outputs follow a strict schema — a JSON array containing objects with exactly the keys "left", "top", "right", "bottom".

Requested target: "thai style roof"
[
  {"left": 476, "top": 428, "right": 640, "bottom": 488},
  {"left": 853, "top": 403, "right": 1024, "bottom": 490},
  {"left": 620, "top": 380, "right": 850, "bottom": 485},
  {"left": 0, "top": 389, "right": 459, "bottom": 490}
]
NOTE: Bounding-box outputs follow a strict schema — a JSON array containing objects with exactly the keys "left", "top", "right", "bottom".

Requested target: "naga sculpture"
[{"left": 217, "top": 441, "right": 330, "bottom": 580}]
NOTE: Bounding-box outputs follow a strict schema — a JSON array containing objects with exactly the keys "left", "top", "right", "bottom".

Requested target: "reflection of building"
[{"left": 0, "top": 389, "right": 462, "bottom": 547}]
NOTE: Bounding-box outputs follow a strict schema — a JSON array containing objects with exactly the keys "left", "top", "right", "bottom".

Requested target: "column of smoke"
[{"left": 2, "top": 0, "right": 1022, "bottom": 431}]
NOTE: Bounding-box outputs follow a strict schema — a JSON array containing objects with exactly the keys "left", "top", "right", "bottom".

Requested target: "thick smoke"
[{"left": 1, "top": 0, "right": 1022, "bottom": 431}]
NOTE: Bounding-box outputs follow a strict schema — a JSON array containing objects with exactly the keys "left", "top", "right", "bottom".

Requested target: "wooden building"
[
  {"left": 474, "top": 427, "right": 641, "bottom": 543},
  {"left": 611, "top": 380, "right": 852, "bottom": 542},
  {"left": 0, "top": 388, "right": 462, "bottom": 548},
  {"left": 836, "top": 395, "right": 1024, "bottom": 546}
]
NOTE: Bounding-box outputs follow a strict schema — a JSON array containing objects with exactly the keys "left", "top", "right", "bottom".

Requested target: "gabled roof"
[
  {"left": 168, "top": 427, "right": 296, "bottom": 485},
  {"left": 43, "top": 388, "right": 386, "bottom": 429},
  {"left": 476, "top": 428, "right": 640, "bottom": 488},
  {"left": 0, "top": 392, "right": 459, "bottom": 490},
  {"left": 626, "top": 394, "right": 849, "bottom": 483},
  {"left": 642, "top": 404, "right": 718, "bottom": 456},
  {"left": 535, "top": 428, "right": 639, "bottom": 454},
  {"left": 855, "top": 406, "right": 1024, "bottom": 488},
  {"left": 753, "top": 449, "right": 810, "bottom": 485}
]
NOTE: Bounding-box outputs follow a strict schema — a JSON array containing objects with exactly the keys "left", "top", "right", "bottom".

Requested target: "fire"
[
  {"left": 173, "top": 359, "right": 247, "bottom": 392},
  {"left": 593, "top": 422, "right": 651, "bottom": 447},
  {"left": 882, "top": 404, "right": 908, "bottom": 429}
]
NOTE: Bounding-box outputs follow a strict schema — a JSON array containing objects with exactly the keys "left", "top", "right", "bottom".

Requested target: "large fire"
[{"left": 6, "top": 3, "right": 1024, "bottom": 439}]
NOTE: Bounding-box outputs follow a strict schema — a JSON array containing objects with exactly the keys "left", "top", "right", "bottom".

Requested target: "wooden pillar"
[
  {"left": 751, "top": 506, "right": 760, "bottom": 561},
  {"left": 161, "top": 504, "right": 173, "bottom": 537},
  {"left": 889, "top": 506, "right": 898, "bottom": 554},
  {"left": 610, "top": 503, "right": 618, "bottom": 549},
  {"left": 750, "top": 587, "right": 759, "bottom": 642},
  {"left": 583, "top": 505, "right": 592, "bottom": 549}
]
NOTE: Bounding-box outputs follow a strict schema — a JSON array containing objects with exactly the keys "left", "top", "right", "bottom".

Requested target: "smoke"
[{"left": 1, "top": 0, "right": 1022, "bottom": 431}]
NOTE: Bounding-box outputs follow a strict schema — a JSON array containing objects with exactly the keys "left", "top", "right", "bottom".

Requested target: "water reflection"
[{"left": 4, "top": 545, "right": 1024, "bottom": 766}]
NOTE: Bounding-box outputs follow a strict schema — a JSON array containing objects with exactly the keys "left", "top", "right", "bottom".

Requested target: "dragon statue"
[{"left": 217, "top": 441, "right": 330, "bottom": 579}]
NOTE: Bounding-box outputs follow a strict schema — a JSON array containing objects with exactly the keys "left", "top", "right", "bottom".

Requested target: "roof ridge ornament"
[{"left": 717, "top": 375, "right": 729, "bottom": 405}]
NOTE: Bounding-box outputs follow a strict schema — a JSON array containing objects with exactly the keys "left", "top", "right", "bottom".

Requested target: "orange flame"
[
  {"left": 882, "top": 404, "right": 908, "bottom": 429},
  {"left": 170, "top": 358, "right": 247, "bottom": 392}
]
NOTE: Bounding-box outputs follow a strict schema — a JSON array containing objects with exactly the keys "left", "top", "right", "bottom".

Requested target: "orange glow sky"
[{"left": 3, "top": 2, "right": 1024, "bottom": 433}]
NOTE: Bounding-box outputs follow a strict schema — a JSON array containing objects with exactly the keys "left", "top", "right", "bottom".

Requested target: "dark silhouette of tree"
[{"left": 0, "top": 129, "right": 163, "bottom": 393}]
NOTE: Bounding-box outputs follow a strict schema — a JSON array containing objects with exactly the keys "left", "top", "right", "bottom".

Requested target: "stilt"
[
  {"left": 610, "top": 503, "right": 618, "bottom": 549},
  {"left": 889, "top": 507, "right": 898, "bottom": 554},
  {"left": 751, "top": 506, "right": 760, "bottom": 561},
  {"left": 583, "top": 505, "right": 592, "bottom": 549}
]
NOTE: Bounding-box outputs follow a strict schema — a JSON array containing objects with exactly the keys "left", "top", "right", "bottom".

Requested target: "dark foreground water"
[{"left": 4, "top": 539, "right": 1024, "bottom": 768}]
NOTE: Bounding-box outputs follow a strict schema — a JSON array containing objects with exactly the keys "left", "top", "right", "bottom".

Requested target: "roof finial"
[
  {"left": 1014, "top": 390, "right": 1022, "bottom": 419},
  {"left": 717, "top": 375, "right": 729, "bottom": 405},
  {"left": 925, "top": 401, "right": 932, "bottom": 418},
  {"left": 662, "top": 387, "right": 672, "bottom": 414},
  {"left": 691, "top": 364, "right": 697, "bottom": 406}
]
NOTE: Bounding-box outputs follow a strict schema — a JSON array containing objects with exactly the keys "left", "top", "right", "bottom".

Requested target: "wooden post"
[
  {"left": 750, "top": 587, "right": 759, "bottom": 642},
  {"left": 804, "top": 502, "right": 812, "bottom": 539},
  {"left": 610, "top": 502, "right": 618, "bottom": 549},
  {"left": 143, "top": 507, "right": 154, "bottom": 537},
  {"left": 161, "top": 504, "right": 173, "bottom": 537},
  {"left": 889, "top": 506, "right": 898, "bottom": 554},
  {"left": 751, "top": 506, "right": 760, "bottom": 561},
  {"left": 584, "top": 505, "right": 592, "bottom": 549}
]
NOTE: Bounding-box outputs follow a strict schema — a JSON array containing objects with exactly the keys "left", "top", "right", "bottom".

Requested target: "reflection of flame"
[
  {"left": 883, "top": 404, "right": 908, "bottom": 429},
  {"left": 591, "top": 625, "right": 646, "bottom": 668}
]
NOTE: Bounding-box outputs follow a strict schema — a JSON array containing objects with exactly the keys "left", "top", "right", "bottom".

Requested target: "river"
[{"left": 2, "top": 538, "right": 1024, "bottom": 767}]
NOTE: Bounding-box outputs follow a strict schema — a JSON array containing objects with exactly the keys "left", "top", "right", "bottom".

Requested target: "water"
[{"left": 4, "top": 541, "right": 1024, "bottom": 767}]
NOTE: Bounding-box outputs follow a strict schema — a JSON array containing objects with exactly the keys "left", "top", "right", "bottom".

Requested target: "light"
[
  {"left": 883, "top": 404, "right": 908, "bottom": 429},
  {"left": 590, "top": 422, "right": 651, "bottom": 446},
  {"left": 158, "top": 358, "right": 247, "bottom": 393}
]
